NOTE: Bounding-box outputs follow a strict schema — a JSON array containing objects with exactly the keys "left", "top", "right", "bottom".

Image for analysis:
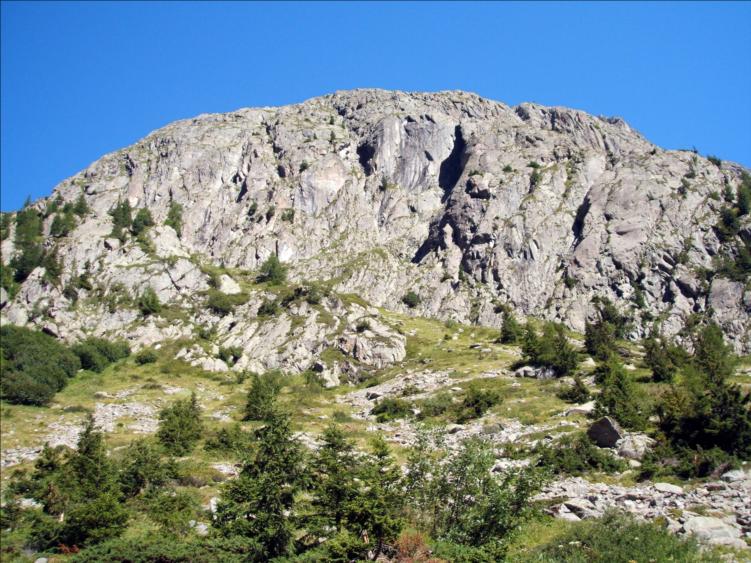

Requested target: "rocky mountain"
[{"left": 1, "top": 88, "right": 749, "bottom": 361}]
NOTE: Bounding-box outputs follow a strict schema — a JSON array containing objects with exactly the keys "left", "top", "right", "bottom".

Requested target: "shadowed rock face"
[{"left": 1, "top": 89, "right": 749, "bottom": 353}]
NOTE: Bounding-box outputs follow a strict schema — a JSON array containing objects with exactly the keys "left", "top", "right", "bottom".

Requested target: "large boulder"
[
  {"left": 682, "top": 516, "right": 746, "bottom": 549},
  {"left": 587, "top": 417, "right": 624, "bottom": 448},
  {"left": 616, "top": 433, "right": 656, "bottom": 460}
]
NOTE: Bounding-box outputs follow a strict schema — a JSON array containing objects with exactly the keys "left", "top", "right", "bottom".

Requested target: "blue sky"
[{"left": 1, "top": 1, "right": 750, "bottom": 211}]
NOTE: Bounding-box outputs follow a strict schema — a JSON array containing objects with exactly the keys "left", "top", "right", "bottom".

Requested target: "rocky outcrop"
[{"left": 2, "top": 89, "right": 749, "bottom": 352}]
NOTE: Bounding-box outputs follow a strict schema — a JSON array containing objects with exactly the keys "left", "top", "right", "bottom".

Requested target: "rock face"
[{"left": 1, "top": 89, "right": 749, "bottom": 352}]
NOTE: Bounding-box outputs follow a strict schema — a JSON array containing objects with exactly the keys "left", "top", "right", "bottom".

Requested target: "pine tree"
[
  {"left": 309, "top": 424, "right": 360, "bottom": 535},
  {"left": 500, "top": 308, "right": 523, "bottom": 344},
  {"left": 256, "top": 254, "right": 287, "bottom": 285},
  {"left": 594, "top": 360, "right": 646, "bottom": 430},
  {"left": 244, "top": 370, "right": 283, "bottom": 421},
  {"left": 214, "top": 409, "right": 304, "bottom": 560},
  {"left": 348, "top": 435, "right": 403, "bottom": 559},
  {"left": 131, "top": 207, "right": 155, "bottom": 235},
  {"left": 156, "top": 393, "right": 204, "bottom": 455},
  {"left": 165, "top": 201, "right": 183, "bottom": 236}
]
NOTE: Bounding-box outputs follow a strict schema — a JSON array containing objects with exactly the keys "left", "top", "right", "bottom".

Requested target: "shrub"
[
  {"left": 0, "top": 325, "right": 80, "bottom": 405},
  {"left": 371, "top": 398, "right": 413, "bottom": 422},
  {"left": 500, "top": 308, "right": 523, "bottom": 344},
  {"left": 534, "top": 432, "right": 625, "bottom": 475},
  {"left": 406, "top": 435, "right": 543, "bottom": 558},
  {"left": 502, "top": 164, "right": 513, "bottom": 173},
  {"left": 108, "top": 200, "right": 133, "bottom": 239},
  {"left": 455, "top": 385, "right": 501, "bottom": 423},
  {"left": 135, "top": 348, "right": 158, "bottom": 365},
  {"left": 522, "top": 510, "right": 719, "bottom": 563},
  {"left": 402, "top": 291, "right": 420, "bottom": 308},
  {"left": 643, "top": 336, "right": 686, "bottom": 383},
  {"left": 137, "top": 287, "right": 161, "bottom": 316},
  {"left": 416, "top": 391, "right": 454, "bottom": 419},
  {"left": 218, "top": 346, "right": 243, "bottom": 366},
  {"left": 557, "top": 374, "right": 591, "bottom": 403},
  {"left": 584, "top": 318, "right": 616, "bottom": 361},
  {"left": 281, "top": 209, "right": 295, "bottom": 222},
  {"left": 244, "top": 370, "right": 283, "bottom": 421},
  {"left": 256, "top": 254, "right": 287, "bottom": 285},
  {"left": 156, "top": 393, "right": 204, "bottom": 455},
  {"left": 204, "top": 424, "right": 253, "bottom": 454},
  {"left": 522, "top": 322, "right": 579, "bottom": 377},
  {"left": 257, "top": 298, "right": 280, "bottom": 316},
  {"left": 164, "top": 202, "right": 183, "bottom": 236},
  {"left": 50, "top": 211, "right": 77, "bottom": 238},
  {"left": 119, "top": 439, "right": 170, "bottom": 497},
  {"left": 145, "top": 489, "right": 200, "bottom": 536},
  {"left": 707, "top": 155, "right": 722, "bottom": 167},
  {"left": 131, "top": 208, "right": 155, "bottom": 236},
  {"left": 71, "top": 337, "right": 130, "bottom": 373},
  {"left": 206, "top": 289, "right": 249, "bottom": 316}
]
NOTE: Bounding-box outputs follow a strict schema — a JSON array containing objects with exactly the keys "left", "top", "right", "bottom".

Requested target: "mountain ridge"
[{"left": 1, "top": 89, "right": 749, "bottom": 359}]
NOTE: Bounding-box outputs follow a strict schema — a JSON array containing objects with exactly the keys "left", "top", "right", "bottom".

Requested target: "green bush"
[
  {"left": 206, "top": 289, "right": 249, "bottom": 316},
  {"left": 643, "top": 335, "right": 687, "bottom": 383},
  {"left": 534, "top": 432, "right": 625, "bottom": 476},
  {"left": 0, "top": 325, "right": 80, "bottom": 405},
  {"left": 164, "top": 202, "right": 183, "bottom": 236},
  {"left": 522, "top": 322, "right": 579, "bottom": 377},
  {"left": 257, "top": 298, "right": 280, "bottom": 316},
  {"left": 557, "top": 375, "right": 591, "bottom": 403},
  {"left": 406, "top": 435, "right": 543, "bottom": 558},
  {"left": 218, "top": 346, "right": 243, "bottom": 366},
  {"left": 520, "top": 510, "right": 719, "bottom": 563},
  {"left": 416, "top": 391, "right": 454, "bottom": 419},
  {"left": 109, "top": 200, "right": 133, "bottom": 239},
  {"left": 455, "top": 385, "right": 502, "bottom": 423},
  {"left": 119, "top": 439, "right": 171, "bottom": 497},
  {"left": 500, "top": 308, "right": 523, "bottom": 344},
  {"left": 135, "top": 348, "right": 158, "bottom": 365},
  {"left": 584, "top": 318, "right": 616, "bottom": 361},
  {"left": 131, "top": 207, "right": 155, "bottom": 236},
  {"left": 137, "top": 287, "right": 161, "bottom": 316},
  {"left": 156, "top": 393, "right": 204, "bottom": 455},
  {"left": 402, "top": 291, "right": 420, "bottom": 308},
  {"left": 72, "top": 337, "right": 130, "bottom": 373},
  {"left": 256, "top": 254, "right": 287, "bottom": 285},
  {"left": 205, "top": 423, "right": 253, "bottom": 454},
  {"left": 371, "top": 397, "right": 413, "bottom": 422}
]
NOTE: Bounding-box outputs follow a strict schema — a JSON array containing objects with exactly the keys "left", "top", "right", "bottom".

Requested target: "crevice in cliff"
[{"left": 438, "top": 125, "right": 467, "bottom": 195}]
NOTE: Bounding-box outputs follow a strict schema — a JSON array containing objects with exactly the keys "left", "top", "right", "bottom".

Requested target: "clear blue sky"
[{"left": 2, "top": 1, "right": 750, "bottom": 211}]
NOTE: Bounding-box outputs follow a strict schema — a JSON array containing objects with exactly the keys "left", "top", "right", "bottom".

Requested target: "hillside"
[{"left": 1, "top": 90, "right": 750, "bottom": 561}]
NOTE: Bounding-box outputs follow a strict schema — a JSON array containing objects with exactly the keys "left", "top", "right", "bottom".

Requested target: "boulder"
[
  {"left": 218, "top": 274, "right": 242, "bottom": 295},
  {"left": 653, "top": 482, "right": 683, "bottom": 495},
  {"left": 720, "top": 469, "right": 748, "bottom": 483},
  {"left": 564, "top": 400, "right": 596, "bottom": 416},
  {"left": 616, "top": 433, "right": 656, "bottom": 460},
  {"left": 682, "top": 516, "right": 746, "bottom": 548},
  {"left": 563, "top": 498, "right": 599, "bottom": 519},
  {"left": 587, "top": 417, "right": 624, "bottom": 448}
]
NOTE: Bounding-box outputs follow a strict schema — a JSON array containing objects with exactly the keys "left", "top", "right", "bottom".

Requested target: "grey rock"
[
  {"left": 617, "top": 433, "right": 656, "bottom": 460},
  {"left": 682, "top": 516, "right": 745, "bottom": 548},
  {"left": 721, "top": 469, "right": 748, "bottom": 483},
  {"left": 218, "top": 274, "right": 242, "bottom": 295},
  {"left": 587, "top": 417, "right": 624, "bottom": 448},
  {"left": 654, "top": 482, "right": 683, "bottom": 495}
]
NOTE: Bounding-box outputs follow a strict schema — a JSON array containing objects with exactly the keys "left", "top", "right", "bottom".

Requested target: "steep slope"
[{"left": 1, "top": 89, "right": 749, "bottom": 355}]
